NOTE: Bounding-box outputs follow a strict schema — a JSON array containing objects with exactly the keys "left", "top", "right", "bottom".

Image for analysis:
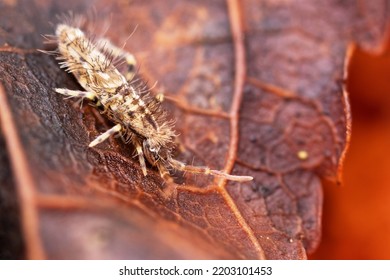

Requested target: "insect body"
[{"left": 50, "top": 22, "right": 253, "bottom": 182}]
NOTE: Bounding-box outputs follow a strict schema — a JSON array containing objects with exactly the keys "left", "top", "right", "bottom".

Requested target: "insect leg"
[
  {"left": 155, "top": 92, "right": 164, "bottom": 103},
  {"left": 55, "top": 88, "right": 96, "bottom": 100},
  {"left": 133, "top": 139, "right": 148, "bottom": 176},
  {"left": 123, "top": 53, "right": 137, "bottom": 82},
  {"left": 168, "top": 158, "right": 253, "bottom": 182},
  {"left": 89, "top": 124, "right": 122, "bottom": 147},
  {"left": 156, "top": 161, "right": 172, "bottom": 181}
]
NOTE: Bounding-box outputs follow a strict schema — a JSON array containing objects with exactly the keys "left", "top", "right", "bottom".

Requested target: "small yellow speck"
[{"left": 297, "top": 150, "right": 309, "bottom": 160}]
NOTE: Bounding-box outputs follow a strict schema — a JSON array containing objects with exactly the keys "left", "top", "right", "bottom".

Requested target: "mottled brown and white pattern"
[{"left": 47, "top": 19, "right": 253, "bottom": 182}]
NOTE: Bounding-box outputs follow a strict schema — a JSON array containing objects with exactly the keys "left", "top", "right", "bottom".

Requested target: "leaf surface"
[{"left": 0, "top": 0, "right": 387, "bottom": 259}]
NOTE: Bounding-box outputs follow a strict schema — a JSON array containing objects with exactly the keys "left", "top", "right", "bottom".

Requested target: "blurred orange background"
[{"left": 310, "top": 41, "right": 390, "bottom": 259}]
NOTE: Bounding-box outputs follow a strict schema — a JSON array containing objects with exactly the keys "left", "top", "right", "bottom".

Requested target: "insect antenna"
[{"left": 168, "top": 158, "right": 253, "bottom": 182}]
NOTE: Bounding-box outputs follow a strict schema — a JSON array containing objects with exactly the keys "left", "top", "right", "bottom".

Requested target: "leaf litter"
[{"left": 0, "top": 0, "right": 388, "bottom": 259}]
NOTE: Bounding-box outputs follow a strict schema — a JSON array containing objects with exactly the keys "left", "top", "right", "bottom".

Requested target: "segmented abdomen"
[{"left": 55, "top": 24, "right": 175, "bottom": 149}]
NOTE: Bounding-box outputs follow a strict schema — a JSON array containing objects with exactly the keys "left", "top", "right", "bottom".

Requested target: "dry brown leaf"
[
  {"left": 312, "top": 25, "right": 390, "bottom": 259},
  {"left": 0, "top": 0, "right": 388, "bottom": 259}
]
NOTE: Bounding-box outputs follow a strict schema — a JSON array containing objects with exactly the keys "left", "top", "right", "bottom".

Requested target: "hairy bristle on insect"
[{"left": 47, "top": 17, "right": 253, "bottom": 183}]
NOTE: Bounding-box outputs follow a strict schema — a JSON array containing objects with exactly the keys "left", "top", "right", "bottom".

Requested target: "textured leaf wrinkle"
[{"left": 46, "top": 16, "right": 253, "bottom": 183}]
